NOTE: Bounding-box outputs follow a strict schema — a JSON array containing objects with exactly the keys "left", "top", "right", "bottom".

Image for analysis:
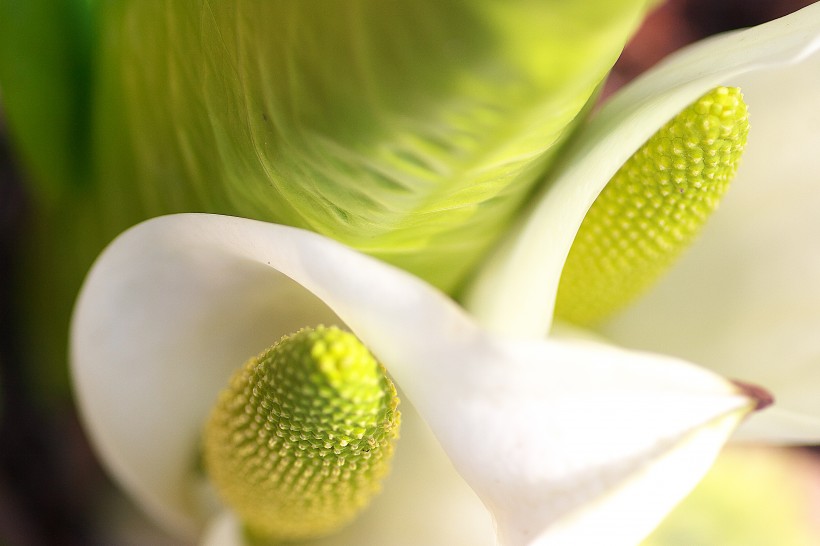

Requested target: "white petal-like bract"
[{"left": 72, "top": 215, "right": 752, "bottom": 544}]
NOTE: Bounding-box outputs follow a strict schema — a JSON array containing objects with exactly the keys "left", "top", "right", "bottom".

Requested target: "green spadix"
[
  {"left": 556, "top": 86, "right": 750, "bottom": 325},
  {"left": 203, "top": 326, "right": 400, "bottom": 541}
]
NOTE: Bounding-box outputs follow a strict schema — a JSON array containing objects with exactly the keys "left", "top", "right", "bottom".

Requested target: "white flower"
[
  {"left": 71, "top": 4, "right": 820, "bottom": 546},
  {"left": 72, "top": 214, "right": 753, "bottom": 546},
  {"left": 466, "top": 2, "right": 820, "bottom": 443}
]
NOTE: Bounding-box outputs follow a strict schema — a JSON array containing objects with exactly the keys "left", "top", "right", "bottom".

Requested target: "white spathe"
[
  {"left": 604, "top": 40, "right": 820, "bottom": 444},
  {"left": 72, "top": 215, "right": 751, "bottom": 545}
]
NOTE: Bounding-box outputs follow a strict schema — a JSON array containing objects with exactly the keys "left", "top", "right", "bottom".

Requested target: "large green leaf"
[{"left": 93, "top": 0, "right": 652, "bottom": 291}]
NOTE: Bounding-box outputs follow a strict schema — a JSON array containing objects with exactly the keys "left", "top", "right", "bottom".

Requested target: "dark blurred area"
[
  {"left": 0, "top": 0, "right": 817, "bottom": 544},
  {"left": 606, "top": 0, "right": 816, "bottom": 92},
  {"left": 0, "top": 107, "right": 104, "bottom": 546}
]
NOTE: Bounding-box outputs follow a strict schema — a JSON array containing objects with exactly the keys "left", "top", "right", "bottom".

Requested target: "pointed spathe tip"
[{"left": 732, "top": 380, "right": 775, "bottom": 412}]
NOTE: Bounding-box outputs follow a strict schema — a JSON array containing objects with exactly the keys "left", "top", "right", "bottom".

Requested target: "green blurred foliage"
[
  {"left": 644, "top": 448, "right": 820, "bottom": 546},
  {"left": 91, "top": 0, "right": 652, "bottom": 292}
]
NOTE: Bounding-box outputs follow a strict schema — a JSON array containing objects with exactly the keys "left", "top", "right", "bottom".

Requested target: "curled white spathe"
[{"left": 72, "top": 214, "right": 751, "bottom": 545}]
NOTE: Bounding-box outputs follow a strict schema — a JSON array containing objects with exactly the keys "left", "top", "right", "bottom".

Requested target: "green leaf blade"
[{"left": 94, "top": 0, "right": 653, "bottom": 291}]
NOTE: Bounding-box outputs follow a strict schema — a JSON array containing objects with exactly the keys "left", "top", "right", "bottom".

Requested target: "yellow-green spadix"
[
  {"left": 555, "top": 86, "right": 750, "bottom": 325},
  {"left": 203, "top": 325, "right": 400, "bottom": 540}
]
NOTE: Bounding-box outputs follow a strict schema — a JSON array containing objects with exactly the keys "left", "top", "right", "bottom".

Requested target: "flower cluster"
[{"left": 49, "top": 3, "right": 820, "bottom": 545}]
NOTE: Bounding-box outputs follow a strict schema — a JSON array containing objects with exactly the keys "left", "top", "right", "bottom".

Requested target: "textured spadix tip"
[
  {"left": 556, "top": 86, "right": 749, "bottom": 325},
  {"left": 203, "top": 326, "right": 400, "bottom": 541}
]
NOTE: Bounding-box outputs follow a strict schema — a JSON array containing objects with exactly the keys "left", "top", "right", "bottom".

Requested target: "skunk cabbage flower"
[
  {"left": 72, "top": 214, "right": 757, "bottom": 546},
  {"left": 603, "top": 38, "right": 820, "bottom": 445},
  {"left": 466, "top": 2, "right": 820, "bottom": 443},
  {"left": 71, "top": 4, "right": 820, "bottom": 546}
]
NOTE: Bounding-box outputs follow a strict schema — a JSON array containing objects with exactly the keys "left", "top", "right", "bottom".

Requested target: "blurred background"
[{"left": 1, "top": 0, "right": 819, "bottom": 544}]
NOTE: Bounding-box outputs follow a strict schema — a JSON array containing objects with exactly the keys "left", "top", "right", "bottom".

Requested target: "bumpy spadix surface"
[
  {"left": 203, "top": 326, "right": 400, "bottom": 540},
  {"left": 555, "top": 86, "right": 749, "bottom": 325}
]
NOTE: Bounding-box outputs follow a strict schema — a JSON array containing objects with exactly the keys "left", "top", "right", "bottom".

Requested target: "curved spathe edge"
[
  {"left": 464, "top": 2, "right": 820, "bottom": 338},
  {"left": 71, "top": 214, "right": 753, "bottom": 544}
]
